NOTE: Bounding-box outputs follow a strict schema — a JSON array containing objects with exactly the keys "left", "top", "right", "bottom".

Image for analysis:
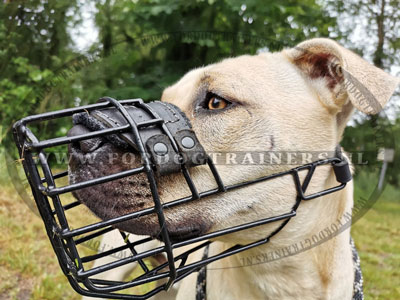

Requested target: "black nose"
[{"left": 67, "top": 125, "right": 103, "bottom": 153}]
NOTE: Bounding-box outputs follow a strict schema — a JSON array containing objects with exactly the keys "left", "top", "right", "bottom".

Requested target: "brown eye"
[{"left": 208, "top": 96, "right": 229, "bottom": 110}]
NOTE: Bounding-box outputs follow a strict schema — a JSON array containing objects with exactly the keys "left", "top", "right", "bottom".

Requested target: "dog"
[{"left": 70, "top": 38, "right": 399, "bottom": 300}]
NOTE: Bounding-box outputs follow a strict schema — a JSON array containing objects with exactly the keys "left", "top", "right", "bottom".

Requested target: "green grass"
[
  {"left": 351, "top": 172, "right": 400, "bottom": 300},
  {"left": 0, "top": 166, "right": 399, "bottom": 299},
  {"left": 0, "top": 184, "right": 80, "bottom": 300}
]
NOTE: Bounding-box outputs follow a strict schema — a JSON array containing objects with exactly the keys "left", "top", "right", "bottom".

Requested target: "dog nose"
[{"left": 67, "top": 125, "right": 103, "bottom": 153}]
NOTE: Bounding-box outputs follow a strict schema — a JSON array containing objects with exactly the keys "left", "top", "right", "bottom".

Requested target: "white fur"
[{"left": 82, "top": 38, "right": 399, "bottom": 300}]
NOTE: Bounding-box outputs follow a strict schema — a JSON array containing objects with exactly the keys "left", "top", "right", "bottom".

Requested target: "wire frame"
[{"left": 13, "top": 97, "right": 349, "bottom": 299}]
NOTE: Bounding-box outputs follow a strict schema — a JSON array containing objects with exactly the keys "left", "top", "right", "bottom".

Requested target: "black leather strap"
[{"left": 73, "top": 101, "right": 207, "bottom": 175}]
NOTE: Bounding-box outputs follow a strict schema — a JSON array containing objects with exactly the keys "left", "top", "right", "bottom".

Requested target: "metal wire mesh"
[{"left": 12, "top": 97, "right": 350, "bottom": 299}]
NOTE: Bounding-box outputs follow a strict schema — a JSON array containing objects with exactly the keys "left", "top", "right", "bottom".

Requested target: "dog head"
[{"left": 68, "top": 38, "right": 399, "bottom": 243}]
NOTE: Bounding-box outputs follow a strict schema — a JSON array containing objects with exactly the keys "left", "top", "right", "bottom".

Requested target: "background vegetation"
[{"left": 0, "top": 0, "right": 399, "bottom": 299}]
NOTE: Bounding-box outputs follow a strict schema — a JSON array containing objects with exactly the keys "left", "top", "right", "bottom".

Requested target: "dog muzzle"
[{"left": 13, "top": 97, "right": 352, "bottom": 299}]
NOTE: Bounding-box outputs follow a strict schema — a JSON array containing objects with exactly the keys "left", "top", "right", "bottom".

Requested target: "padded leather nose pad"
[
  {"left": 67, "top": 124, "right": 103, "bottom": 153},
  {"left": 67, "top": 124, "right": 89, "bottom": 137},
  {"left": 71, "top": 100, "right": 207, "bottom": 173}
]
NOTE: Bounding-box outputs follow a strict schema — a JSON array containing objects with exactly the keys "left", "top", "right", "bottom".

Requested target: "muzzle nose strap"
[{"left": 86, "top": 100, "right": 207, "bottom": 175}]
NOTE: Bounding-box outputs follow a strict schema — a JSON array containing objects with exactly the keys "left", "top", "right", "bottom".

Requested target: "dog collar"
[
  {"left": 13, "top": 97, "right": 353, "bottom": 299},
  {"left": 351, "top": 238, "right": 364, "bottom": 300},
  {"left": 195, "top": 238, "right": 364, "bottom": 300}
]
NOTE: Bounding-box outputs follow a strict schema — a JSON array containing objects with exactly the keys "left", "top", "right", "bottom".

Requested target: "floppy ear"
[{"left": 285, "top": 38, "right": 399, "bottom": 125}]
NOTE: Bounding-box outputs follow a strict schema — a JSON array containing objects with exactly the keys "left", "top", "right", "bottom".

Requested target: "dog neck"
[{"left": 204, "top": 177, "right": 355, "bottom": 300}]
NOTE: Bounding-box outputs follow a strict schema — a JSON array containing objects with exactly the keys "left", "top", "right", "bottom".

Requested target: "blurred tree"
[
  {"left": 0, "top": 0, "right": 338, "bottom": 164},
  {"left": 0, "top": 0, "right": 80, "bottom": 147},
  {"left": 4, "top": 0, "right": 399, "bottom": 185},
  {"left": 325, "top": 0, "right": 400, "bottom": 185},
  {"left": 325, "top": 0, "right": 400, "bottom": 70},
  {"left": 75, "top": 0, "right": 336, "bottom": 105}
]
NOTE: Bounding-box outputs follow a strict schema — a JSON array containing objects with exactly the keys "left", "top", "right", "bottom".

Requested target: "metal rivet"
[
  {"left": 181, "top": 136, "right": 195, "bottom": 149},
  {"left": 153, "top": 142, "right": 168, "bottom": 156}
]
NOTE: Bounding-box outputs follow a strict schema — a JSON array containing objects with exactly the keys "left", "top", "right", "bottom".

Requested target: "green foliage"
[
  {"left": 325, "top": 0, "right": 400, "bottom": 70},
  {"left": 75, "top": 0, "right": 336, "bottom": 106},
  {"left": 0, "top": 57, "right": 54, "bottom": 131},
  {"left": 0, "top": 0, "right": 80, "bottom": 151},
  {"left": 0, "top": 0, "right": 398, "bottom": 173},
  {"left": 342, "top": 115, "right": 400, "bottom": 186},
  {"left": 323, "top": 0, "right": 400, "bottom": 185},
  {"left": 0, "top": 0, "right": 338, "bottom": 158}
]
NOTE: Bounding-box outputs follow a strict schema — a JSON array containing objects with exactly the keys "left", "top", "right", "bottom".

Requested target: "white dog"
[{"left": 71, "top": 38, "right": 399, "bottom": 300}]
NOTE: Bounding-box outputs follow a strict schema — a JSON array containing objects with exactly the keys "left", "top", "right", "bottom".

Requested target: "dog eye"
[{"left": 207, "top": 95, "right": 230, "bottom": 110}]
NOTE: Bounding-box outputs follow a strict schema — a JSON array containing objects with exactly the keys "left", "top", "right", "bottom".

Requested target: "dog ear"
[{"left": 285, "top": 38, "right": 400, "bottom": 118}]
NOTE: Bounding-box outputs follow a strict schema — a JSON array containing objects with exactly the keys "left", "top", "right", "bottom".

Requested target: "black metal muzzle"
[{"left": 13, "top": 97, "right": 352, "bottom": 299}]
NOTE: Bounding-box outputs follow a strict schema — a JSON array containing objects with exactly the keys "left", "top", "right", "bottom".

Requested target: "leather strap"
[{"left": 73, "top": 101, "right": 207, "bottom": 175}]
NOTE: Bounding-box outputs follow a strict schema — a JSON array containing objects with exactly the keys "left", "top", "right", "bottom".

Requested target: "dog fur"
[{"left": 75, "top": 38, "right": 400, "bottom": 300}]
